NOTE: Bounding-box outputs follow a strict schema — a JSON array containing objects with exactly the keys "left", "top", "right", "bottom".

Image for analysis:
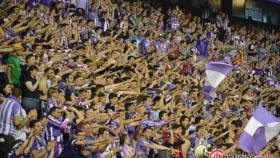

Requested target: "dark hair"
[
  {"left": 26, "top": 54, "right": 35, "bottom": 61},
  {"left": 74, "top": 75, "right": 83, "bottom": 80},
  {"left": 63, "top": 73, "right": 72, "bottom": 81},
  {"left": 48, "top": 87, "right": 58, "bottom": 97},
  {"left": 97, "top": 93, "right": 105, "bottom": 98},
  {"left": 143, "top": 127, "right": 153, "bottom": 132},
  {"left": 180, "top": 115, "right": 189, "bottom": 126},
  {"left": 59, "top": 23, "right": 68, "bottom": 28},
  {"left": 65, "top": 91, "right": 73, "bottom": 101},
  {"left": 159, "top": 111, "right": 167, "bottom": 120},
  {"left": 108, "top": 93, "right": 118, "bottom": 100},
  {"left": 29, "top": 119, "right": 40, "bottom": 128},
  {"left": 75, "top": 129, "right": 84, "bottom": 135},
  {"left": 119, "top": 134, "right": 128, "bottom": 146},
  {"left": 44, "top": 67, "right": 53, "bottom": 74},
  {"left": 0, "top": 83, "right": 12, "bottom": 97},
  {"left": 27, "top": 65, "right": 38, "bottom": 73},
  {"left": 98, "top": 127, "right": 108, "bottom": 136},
  {"left": 49, "top": 107, "right": 60, "bottom": 115},
  {"left": 79, "top": 88, "right": 88, "bottom": 94},
  {"left": 124, "top": 102, "right": 133, "bottom": 111},
  {"left": 11, "top": 88, "right": 22, "bottom": 98},
  {"left": 172, "top": 124, "right": 181, "bottom": 129},
  {"left": 194, "top": 116, "right": 203, "bottom": 124}
]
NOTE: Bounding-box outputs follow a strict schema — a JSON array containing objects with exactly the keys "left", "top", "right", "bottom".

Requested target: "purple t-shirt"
[
  {"left": 46, "top": 116, "right": 69, "bottom": 143},
  {"left": 31, "top": 136, "right": 46, "bottom": 153},
  {"left": 8, "top": 140, "right": 26, "bottom": 158}
]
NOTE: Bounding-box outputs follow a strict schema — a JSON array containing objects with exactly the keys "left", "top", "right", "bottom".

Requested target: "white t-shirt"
[{"left": 15, "top": 107, "right": 28, "bottom": 141}]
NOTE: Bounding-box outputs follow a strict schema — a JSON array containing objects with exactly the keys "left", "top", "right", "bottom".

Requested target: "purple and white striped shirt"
[
  {"left": 8, "top": 140, "right": 26, "bottom": 158},
  {"left": 0, "top": 99, "right": 20, "bottom": 137},
  {"left": 46, "top": 98, "right": 59, "bottom": 111},
  {"left": 120, "top": 144, "right": 133, "bottom": 158},
  {"left": 140, "top": 121, "right": 165, "bottom": 128},
  {"left": 31, "top": 136, "right": 46, "bottom": 154},
  {"left": 46, "top": 116, "right": 69, "bottom": 143}
]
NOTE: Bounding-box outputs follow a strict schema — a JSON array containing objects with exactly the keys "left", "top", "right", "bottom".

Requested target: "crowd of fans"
[{"left": 0, "top": 0, "right": 279, "bottom": 158}]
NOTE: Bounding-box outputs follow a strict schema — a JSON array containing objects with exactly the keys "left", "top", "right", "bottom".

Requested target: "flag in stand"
[
  {"left": 204, "top": 62, "right": 233, "bottom": 99},
  {"left": 238, "top": 105, "right": 280, "bottom": 153}
]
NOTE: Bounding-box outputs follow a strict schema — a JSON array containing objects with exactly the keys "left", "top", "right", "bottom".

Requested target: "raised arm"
[{"left": 25, "top": 77, "right": 41, "bottom": 92}]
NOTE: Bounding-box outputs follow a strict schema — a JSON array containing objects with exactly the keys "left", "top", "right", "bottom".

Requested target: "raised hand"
[
  {"left": 47, "top": 141, "right": 56, "bottom": 151},
  {"left": 28, "top": 109, "right": 38, "bottom": 120}
]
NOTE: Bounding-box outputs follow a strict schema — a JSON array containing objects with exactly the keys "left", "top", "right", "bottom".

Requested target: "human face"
[
  {"left": 124, "top": 137, "right": 130, "bottom": 144},
  {"left": 76, "top": 77, "right": 83, "bottom": 86},
  {"left": 57, "top": 91, "right": 65, "bottom": 103},
  {"left": 66, "top": 75, "right": 74, "bottom": 83},
  {"left": 81, "top": 124, "right": 91, "bottom": 135},
  {"left": 64, "top": 25, "right": 71, "bottom": 33},
  {"left": 123, "top": 15, "right": 128, "bottom": 21},
  {"left": 76, "top": 132, "right": 86, "bottom": 141},
  {"left": 47, "top": 69, "right": 55, "bottom": 79},
  {"left": 146, "top": 98, "right": 153, "bottom": 105},
  {"left": 161, "top": 113, "right": 169, "bottom": 122},
  {"left": 52, "top": 109, "right": 62, "bottom": 119},
  {"left": 111, "top": 97, "right": 118, "bottom": 105},
  {"left": 102, "top": 131, "right": 110, "bottom": 139},
  {"left": 144, "top": 129, "right": 153, "bottom": 139},
  {"left": 35, "top": 46, "right": 42, "bottom": 53},
  {"left": 3, "top": 84, "right": 12, "bottom": 95},
  {"left": 27, "top": 56, "right": 36, "bottom": 65},
  {"left": 31, "top": 69, "right": 38, "bottom": 78},
  {"left": 85, "top": 90, "right": 92, "bottom": 99},
  {"left": 34, "top": 122, "right": 43, "bottom": 135},
  {"left": 189, "top": 91, "right": 197, "bottom": 99},
  {"left": 50, "top": 90, "right": 58, "bottom": 98},
  {"left": 174, "top": 127, "right": 182, "bottom": 135},
  {"left": 182, "top": 118, "right": 189, "bottom": 127}
]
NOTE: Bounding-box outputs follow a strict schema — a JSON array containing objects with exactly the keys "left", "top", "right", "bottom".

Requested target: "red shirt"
[{"left": 162, "top": 131, "right": 183, "bottom": 158}]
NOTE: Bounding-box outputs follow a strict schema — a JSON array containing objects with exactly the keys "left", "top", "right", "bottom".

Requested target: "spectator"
[
  {"left": 5, "top": 43, "right": 24, "bottom": 88},
  {"left": 21, "top": 65, "right": 41, "bottom": 114},
  {"left": 29, "top": 119, "right": 56, "bottom": 158},
  {"left": 0, "top": 82, "right": 13, "bottom": 97},
  {"left": 119, "top": 134, "right": 135, "bottom": 158},
  {"left": 0, "top": 88, "right": 35, "bottom": 158},
  {"left": 20, "top": 54, "right": 36, "bottom": 86},
  {"left": 135, "top": 127, "right": 179, "bottom": 157}
]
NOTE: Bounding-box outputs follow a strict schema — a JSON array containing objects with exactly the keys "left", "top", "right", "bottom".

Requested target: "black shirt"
[
  {"left": 22, "top": 75, "right": 40, "bottom": 99},
  {"left": 20, "top": 64, "right": 29, "bottom": 86}
]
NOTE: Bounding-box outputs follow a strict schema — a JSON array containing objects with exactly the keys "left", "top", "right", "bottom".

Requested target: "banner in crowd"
[
  {"left": 238, "top": 105, "right": 280, "bottom": 153},
  {"left": 204, "top": 62, "right": 233, "bottom": 99}
]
